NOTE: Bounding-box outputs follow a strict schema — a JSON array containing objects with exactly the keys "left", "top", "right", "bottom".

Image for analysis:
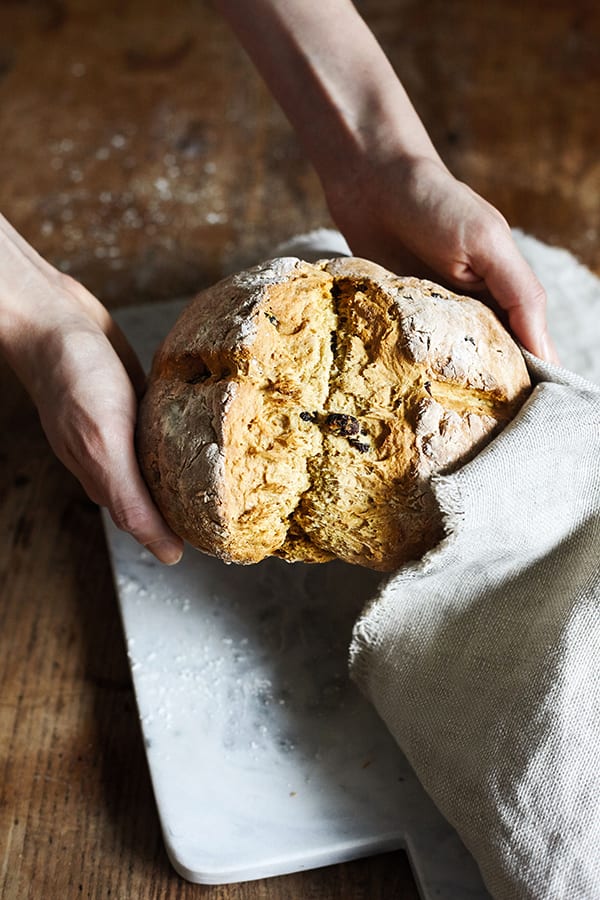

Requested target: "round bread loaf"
[{"left": 137, "top": 256, "right": 531, "bottom": 571}]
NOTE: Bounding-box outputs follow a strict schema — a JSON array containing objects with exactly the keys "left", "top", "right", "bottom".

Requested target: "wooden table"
[{"left": 1, "top": 2, "right": 598, "bottom": 897}]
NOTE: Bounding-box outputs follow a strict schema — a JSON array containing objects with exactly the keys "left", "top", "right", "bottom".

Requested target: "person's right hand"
[
  {"left": 0, "top": 214, "right": 184, "bottom": 565},
  {"left": 325, "top": 156, "right": 561, "bottom": 364}
]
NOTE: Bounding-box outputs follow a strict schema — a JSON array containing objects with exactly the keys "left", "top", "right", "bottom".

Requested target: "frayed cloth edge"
[{"left": 348, "top": 472, "right": 467, "bottom": 696}]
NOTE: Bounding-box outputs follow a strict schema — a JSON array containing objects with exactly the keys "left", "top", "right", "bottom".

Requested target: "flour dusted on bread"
[{"left": 137, "top": 257, "right": 531, "bottom": 571}]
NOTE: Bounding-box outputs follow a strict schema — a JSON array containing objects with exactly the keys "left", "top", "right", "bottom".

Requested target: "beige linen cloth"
[
  {"left": 282, "top": 229, "right": 600, "bottom": 900},
  {"left": 350, "top": 353, "right": 600, "bottom": 900}
]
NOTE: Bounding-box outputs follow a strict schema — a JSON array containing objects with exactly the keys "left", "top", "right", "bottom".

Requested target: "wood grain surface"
[{"left": 1, "top": 1, "right": 598, "bottom": 898}]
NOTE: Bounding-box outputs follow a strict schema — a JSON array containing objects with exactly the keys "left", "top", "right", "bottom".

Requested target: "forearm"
[{"left": 215, "top": 0, "right": 443, "bottom": 188}]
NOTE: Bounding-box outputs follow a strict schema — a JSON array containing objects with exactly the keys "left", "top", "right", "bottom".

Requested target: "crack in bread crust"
[
  {"left": 219, "top": 268, "right": 337, "bottom": 562},
  {"left": 286, "top": 270, "right": 526, "bottom": 570}
]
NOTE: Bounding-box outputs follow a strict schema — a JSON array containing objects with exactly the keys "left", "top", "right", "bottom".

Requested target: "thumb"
[
  {"left": 471, "top": 233, "right": 560, "bottom": 364},
  {"left": 60, "top": 415, "right": 184, "bottom": 565},
  {"left": 105, "top": 470, "right": 185, "bottom": 566}
]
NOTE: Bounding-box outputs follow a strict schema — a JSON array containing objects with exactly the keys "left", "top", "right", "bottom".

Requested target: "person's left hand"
[{"left": 0, "top": 214, "right": 184, "bottom": 564}]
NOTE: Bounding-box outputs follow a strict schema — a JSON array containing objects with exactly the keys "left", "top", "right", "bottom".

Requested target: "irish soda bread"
[{"left": 137, "top": 257, "right": 531, "bottom": 571}]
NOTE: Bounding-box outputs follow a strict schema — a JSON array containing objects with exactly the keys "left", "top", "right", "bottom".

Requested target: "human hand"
[
  {"left": 0, "top": 215, "right": 184, "bottom": 564},
  {"left": 325, "top": 155, "right": 559, "bottom": 363}
]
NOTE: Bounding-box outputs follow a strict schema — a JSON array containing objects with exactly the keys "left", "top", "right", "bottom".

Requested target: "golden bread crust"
[{"left": 137, "top": 257, "right": 531, "bottom": 570}]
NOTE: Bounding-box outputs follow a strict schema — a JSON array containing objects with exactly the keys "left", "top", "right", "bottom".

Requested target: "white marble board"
[{"left": 103, "top": 297, "right": 490, "bottom": 896}]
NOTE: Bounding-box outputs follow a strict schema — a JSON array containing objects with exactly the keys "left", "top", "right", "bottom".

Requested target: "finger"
[
  {"left": 469, "top": 232, "right": 561, "bottom": 364},
  {"left": 108, "top": 483, "right": 185, "bottom": 567},
  {"left": 48, "top": 408, "right": 184, "bottom": 565},
  {"left": 86, "top": 475, "right": 184, "bottom": 566},
  {"left": 95, "top": 449, "right": 184, "bottom": 565},
  {"left": 105, "top": 317, "right": 147, "bottom": 399}
]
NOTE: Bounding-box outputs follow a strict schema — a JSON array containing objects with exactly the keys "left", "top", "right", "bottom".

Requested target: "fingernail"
[
  {"left": 145, "top": 538, "right": 184, "bottom": 565},
  {"left": 541, "top": 331, "right": 561, "bottom": 366}
]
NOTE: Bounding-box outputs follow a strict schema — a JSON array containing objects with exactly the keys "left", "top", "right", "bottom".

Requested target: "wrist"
[
  {"left": 322, "top": 149, "right": 447, "bottom": 234},
  {"left": 0, "top": 244, "right": 80, "bottom": 400},
  {"left": 0, "top": 216, "right": 56, "bottom": 358},
  {"left": 0, "top": 283, "right": 52, "bottom": 399}
]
